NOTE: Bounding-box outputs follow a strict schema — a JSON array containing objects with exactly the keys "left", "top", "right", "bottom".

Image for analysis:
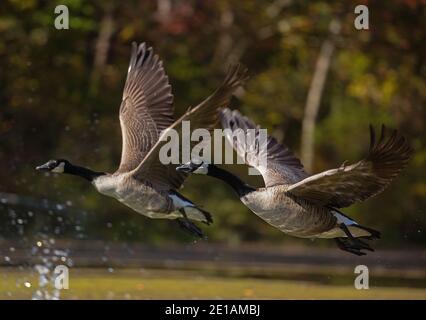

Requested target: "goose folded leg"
[
  {"left": 335, "top": 223, "right": 374, "bottom": 256},
  {"left": 335, "top": 238, "right": 367, "bottom": 256}
]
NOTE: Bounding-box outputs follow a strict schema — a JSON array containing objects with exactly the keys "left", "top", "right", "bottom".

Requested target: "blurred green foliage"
[{"left": 0, "top": 0, "right": 424, "bottom": 247}]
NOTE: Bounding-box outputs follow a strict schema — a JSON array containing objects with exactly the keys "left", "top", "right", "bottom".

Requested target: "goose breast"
[
  {"left": 241, "top": 185, "right": 336, "bottom": 237},
  {"left": 93, "top": 174, "right": 174, "bottom": 218}
]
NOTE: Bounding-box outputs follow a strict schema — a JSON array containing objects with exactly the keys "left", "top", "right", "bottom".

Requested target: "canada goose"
[
  {"left": 36, "top": 43, "right": 248, "bottom": 238},
  {"left": 177, "top": 108, "right": 413, "bottom": 255}
]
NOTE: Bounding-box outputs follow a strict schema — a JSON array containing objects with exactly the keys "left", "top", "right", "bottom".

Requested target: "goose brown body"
[
  {"left": 177, "top": 108, "right": 413, "bottom": 254},
  {"left": 93, "top": 174, "right": 178, "bottom": 219},
  {"left": 241, "top": 186, "right": 337, "bottom": 238},
  {"left": 37, "top": 43, "right": 248, "bottom": 237}
]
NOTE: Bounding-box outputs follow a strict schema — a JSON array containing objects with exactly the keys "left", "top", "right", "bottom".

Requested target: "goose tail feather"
[{"left": 170, "top": 191, "right": 213, "bottom": 225}]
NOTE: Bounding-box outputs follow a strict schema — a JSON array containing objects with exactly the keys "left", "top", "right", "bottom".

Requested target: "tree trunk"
[
  {"left": 300, "top": 20, "right": 340, "bottom": 173},
  {"left": 90, "top": 3, "right": 114, "bottom": 95},
  {"left": 156, "top": 0, "right": 172, "bottom": 23}
]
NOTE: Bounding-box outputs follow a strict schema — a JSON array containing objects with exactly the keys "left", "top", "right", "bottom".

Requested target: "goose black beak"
[{"left": 176, "top": 162, "right": 203, "bottom": 174}]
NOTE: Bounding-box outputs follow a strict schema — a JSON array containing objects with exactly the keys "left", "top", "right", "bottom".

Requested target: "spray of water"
[{"left": 31, "top": 237, "right": 73, "bottom": 300}]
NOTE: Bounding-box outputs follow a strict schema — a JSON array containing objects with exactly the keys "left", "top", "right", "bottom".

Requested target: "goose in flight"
[
  {"left": 177, "top": 108, "right": 413, "bottom": 255},
  {"left": 36, "top": 43, "right": 248, "bottom": 238}
]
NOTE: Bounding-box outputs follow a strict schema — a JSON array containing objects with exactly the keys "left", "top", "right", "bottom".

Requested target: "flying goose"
[
  {"left": 36, "top": 43, "right": 248, "bottom": 238},
  {"left": 177, "top": 108, "right": 413, "bottom": 255}
]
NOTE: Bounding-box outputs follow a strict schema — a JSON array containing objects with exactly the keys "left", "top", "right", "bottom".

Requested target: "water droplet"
[{"left": 53, "top": 249, "right": 67, "bottom": 256}]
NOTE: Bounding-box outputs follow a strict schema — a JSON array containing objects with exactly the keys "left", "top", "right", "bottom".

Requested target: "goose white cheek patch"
[
  {"left": 52, "top": 162, "right": 65, "bottom": 173},
  {"left": 193, "top": 164, "right": 209, "bottom": 175}
]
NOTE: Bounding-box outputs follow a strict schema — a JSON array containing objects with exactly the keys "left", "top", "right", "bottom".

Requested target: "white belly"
[
  {"left": 92, "top": 174, "right": 178, "bottom": 219},
  {"left": 118, "top": 196, "right": 180, "bottom": 219}
]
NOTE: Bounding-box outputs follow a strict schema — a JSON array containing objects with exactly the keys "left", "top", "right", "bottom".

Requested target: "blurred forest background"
[{"left": 0, "top": 0, "right": 425, "bottom": 249}]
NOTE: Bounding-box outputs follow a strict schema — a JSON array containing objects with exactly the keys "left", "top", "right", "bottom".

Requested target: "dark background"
[{"left": 0, "top": 0, "right": 425, "bottom": 249}]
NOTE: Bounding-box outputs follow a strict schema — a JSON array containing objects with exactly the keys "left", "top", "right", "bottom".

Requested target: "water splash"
[{"left": 31, "top": 237, "right": 73, "bottom": 300}]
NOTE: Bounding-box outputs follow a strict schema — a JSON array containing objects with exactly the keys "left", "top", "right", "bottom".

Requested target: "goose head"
[
  {"left": 36, "top": 159, "right": 105, "bottom": 181},
  {"left": 36, "top": 159, "right": 70, "bottom": 173},
  {"left": 176, "top": 161, "right": 209, "bottom": 175}
]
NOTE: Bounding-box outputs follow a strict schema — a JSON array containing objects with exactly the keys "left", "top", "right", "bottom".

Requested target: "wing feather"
[
  {"left": 131, "top": 64, "right": 249, "bottom": 189},
  {"left": 285, "top": 125, "right": 413, "bottom": 208},
  {"left": 116, "top": 42, "right": 174, "bottom": 173},
  {"left": 220, "top": 108, "right": 308, "bottom": 186}
]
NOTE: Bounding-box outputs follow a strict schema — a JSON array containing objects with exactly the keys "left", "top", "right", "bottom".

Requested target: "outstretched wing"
[
  {"left": 220, "top": 108, "right": 308, "bottom": 186},
  {"left": 285, "top": 125, "right": 413, "bottom": 208},
  {"left": 116, "top": 42, "right": 174, "bottom": 173},
  {"left": 131, "top": 64, "right": 249, "bottom": 190}
]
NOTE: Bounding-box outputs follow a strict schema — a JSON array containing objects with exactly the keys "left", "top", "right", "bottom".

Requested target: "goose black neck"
[
  {"left": 65, "top": 163, "right": 105, "bottom": 182},
  {"left": 207, "top": 165, "right": 255, "bottom": 197}
]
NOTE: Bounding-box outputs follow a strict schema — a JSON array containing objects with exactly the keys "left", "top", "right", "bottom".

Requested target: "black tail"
[
  {"left": 197, "top": 207, "right": 213, "bottom": 225},
  {"left": 176, "top": 218, "right": 206, "bottom": 239},
  {"left": 353, "top": 224, "right": 381, "bottom": 240},
  {"left": 171, "top": 190, "right": 213, "bottom": 225}
]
